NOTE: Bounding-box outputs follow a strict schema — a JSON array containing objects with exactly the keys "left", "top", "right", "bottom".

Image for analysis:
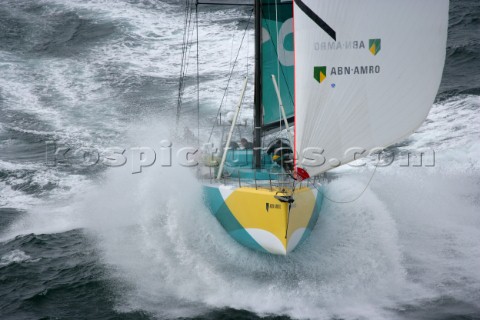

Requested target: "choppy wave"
[
  {"left": 1, "top": 0, "right": 479, "bottom": 319},
  {"left": 0, "top": 249, "right": 34, "bottom": 267}
]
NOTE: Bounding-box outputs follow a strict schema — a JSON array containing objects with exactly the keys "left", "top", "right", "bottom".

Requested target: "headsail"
[
  {"left": 261, "top": 0, "right": 294, "bottom": 131},
  {"left": 293, "top": 0, "right": 449, "bottom": 176}
]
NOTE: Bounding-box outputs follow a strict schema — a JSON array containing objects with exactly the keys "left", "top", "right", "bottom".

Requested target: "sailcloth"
[
  {"left": 261, "top": 0, "right": 294, "bottom": 130},
  {"left": 294, "top": 0, "right": 449, "bottom": 176}
]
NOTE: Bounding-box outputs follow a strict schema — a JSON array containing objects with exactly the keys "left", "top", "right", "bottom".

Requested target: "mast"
[{"left": 253, "top": 0, "right": 262, "bottom": 168}]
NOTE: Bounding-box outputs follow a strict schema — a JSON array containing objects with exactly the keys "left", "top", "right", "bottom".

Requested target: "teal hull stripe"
[
  {"left": 203, "top": 186, "right": 269, "bottom": 253},
  {"left": 203, "top": 185, "right": 324, "bottom": 254},
  {"left": 297, "top": 187, "right": 324, "bottom": 247}
]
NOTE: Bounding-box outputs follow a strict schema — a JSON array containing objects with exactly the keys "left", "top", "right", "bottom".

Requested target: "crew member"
[
  {"left": 240, "top": 138, "right": 253, "bottom": 149},
  {"left": 266, "top": 139, "right": 294, "bottom": 172}
]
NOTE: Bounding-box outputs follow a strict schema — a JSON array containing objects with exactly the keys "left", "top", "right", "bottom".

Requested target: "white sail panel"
[{"left": 293, "top": 0, "right": 449, "bottom": 176}]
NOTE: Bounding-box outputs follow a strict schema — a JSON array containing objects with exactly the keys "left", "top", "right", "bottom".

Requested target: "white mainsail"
[{"left": 293, "top": 0, "right": 449, "bottom": 176}]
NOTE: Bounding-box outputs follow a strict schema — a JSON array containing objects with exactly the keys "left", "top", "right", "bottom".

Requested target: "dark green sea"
[{"left": 1, "top": 1, "right": 480, "bottom": 319}]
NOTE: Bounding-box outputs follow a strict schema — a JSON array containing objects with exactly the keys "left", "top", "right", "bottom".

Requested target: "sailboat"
[{"left": 192, "top": 0, "right": 449, "bottom": 255}]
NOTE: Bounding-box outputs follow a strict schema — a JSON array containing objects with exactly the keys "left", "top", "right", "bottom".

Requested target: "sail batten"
[{"left": 293, "top": 0, "right": 449, "bottom": 176}]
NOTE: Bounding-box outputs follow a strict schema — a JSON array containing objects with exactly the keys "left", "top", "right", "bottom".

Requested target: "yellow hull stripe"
[{"left": 223, "top": 186, "right": 318, "bottom": 254}]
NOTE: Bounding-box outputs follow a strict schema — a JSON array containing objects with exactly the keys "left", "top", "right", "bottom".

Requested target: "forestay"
[{"left": 293, "top": 0, "right": 449, "bottom": 176}]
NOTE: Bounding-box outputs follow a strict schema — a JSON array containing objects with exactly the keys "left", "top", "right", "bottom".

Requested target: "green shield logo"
[
  {"left": 369, "top": 39, "right": 381, "bottom": 55},
  {"left": 314, "top": 66, "right": 327, "bottom": 83}
]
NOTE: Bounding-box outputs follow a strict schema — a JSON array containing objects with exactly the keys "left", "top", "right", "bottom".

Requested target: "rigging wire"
[
  {"left": 207, "top": 8, "right": 254, "bottom": 143},
  {"left": 273, "top": 1, "right": 285, "bottom": 170},
  {"left": 225, "top": 28, "right": 236, "bottom": 116},
  {"left": 309, "top": 161, "right": 380, "bottom": 204},
  {"left": 177, "top": 0, "right": 191, "bottom": 122},
  {"left": 177, "top": 0, "right": 196, "bottom": 127},
  {"left": 196, "top": 2, "right": 200, "bottom": 146},
  {"left": 234, "top": 24, "right": 252, "bottom": 142}
]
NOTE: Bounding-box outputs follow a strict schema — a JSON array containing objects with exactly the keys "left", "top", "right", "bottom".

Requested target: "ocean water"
[{"left": 1, "top": 1, "right": 479, "bottom": 319}]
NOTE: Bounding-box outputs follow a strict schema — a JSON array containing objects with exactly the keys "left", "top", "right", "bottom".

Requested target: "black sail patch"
[{"left": 295, "top": 0, "right": 336, "bottom": 41}]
